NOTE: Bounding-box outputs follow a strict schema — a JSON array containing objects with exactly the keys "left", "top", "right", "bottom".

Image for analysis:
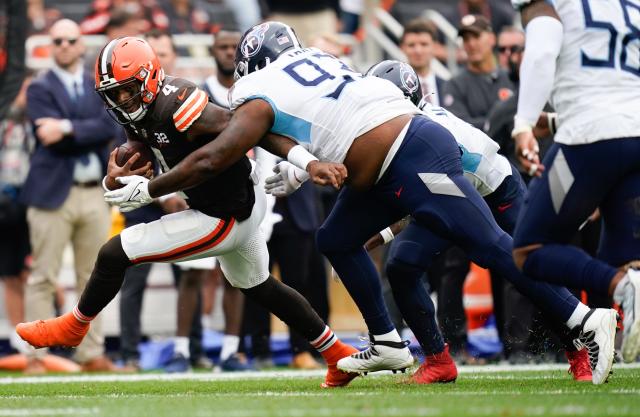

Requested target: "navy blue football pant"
[
  {"left": 316, "top": 116, "right": 580, "bottom": 349},
  {"left": 514, "top": 139, "right": 640, "bottom": 295}
]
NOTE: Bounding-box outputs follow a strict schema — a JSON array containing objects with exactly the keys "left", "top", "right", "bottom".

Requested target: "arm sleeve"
[{"left": 515, "top": 16, "right": 564, "bottom": 126}]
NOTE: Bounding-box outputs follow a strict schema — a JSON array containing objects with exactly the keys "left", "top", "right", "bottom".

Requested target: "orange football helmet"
[{"left": 95, "top": 37, "right": 165, "bottom": 124}]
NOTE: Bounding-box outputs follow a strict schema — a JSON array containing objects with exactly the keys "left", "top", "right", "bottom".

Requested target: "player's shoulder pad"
[
  {"left": 228, "top": 71, "right": 267, "bottom": 111},
  {"left": 154, "top": 76, "right": 209, "bottom": 132}
]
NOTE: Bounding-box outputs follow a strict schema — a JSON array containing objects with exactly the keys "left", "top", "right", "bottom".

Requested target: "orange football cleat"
[
  {"left": 321, "top": 341, "right": 360, "bottom": 388},
  {"left": 16, "top": 311, "right": 89, "bottom": 349}
]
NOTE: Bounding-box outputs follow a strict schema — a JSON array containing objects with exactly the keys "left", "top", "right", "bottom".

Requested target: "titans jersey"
[
  {"left": 516, "top": 0, "right": 640, "bottom": 144},
  {"left": 230, "top": 48, "right": 418, "bottom": 163},
  {"left": 418, "top": 99, "right": 512, "bottom": 196},
  {"left": 126, "top": 76, "right": 255, "bottom": 221}
]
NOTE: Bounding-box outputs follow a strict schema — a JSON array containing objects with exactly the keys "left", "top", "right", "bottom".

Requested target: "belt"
[{"left": 73, "top": 180, "right": 100, "bottom": 188}]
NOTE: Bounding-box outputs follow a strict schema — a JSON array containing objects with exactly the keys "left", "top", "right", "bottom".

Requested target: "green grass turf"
[{"left": 0, "top": 368, "right": 639, "bottom": 417}]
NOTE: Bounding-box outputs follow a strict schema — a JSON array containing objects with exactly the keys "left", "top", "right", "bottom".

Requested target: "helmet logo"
[
  {"left": 241, "top": 22, "right": 270, "bottom": 58},
  {"left": 399, "top": 63, "right": 419, "bottom": 94}
]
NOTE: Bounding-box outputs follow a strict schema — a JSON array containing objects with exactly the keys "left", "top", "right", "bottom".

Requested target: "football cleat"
[
  {"left": 219, "top": 353, "right": 254, "bottom": 372},
  {"left": 565, "top": 349, "right": 592, "bottom": 382},
  {"left": 322, "top": 341, "right": 360, "bottom": 388},
  {"left": 618, "top": 269, "right": 640, "bottom": 363},
  {"left": 16, "top": 312, "right": 89, "bottom": 348},
  {"left": 337, "top": 334, "right": 414, "bottom": 374},
  {"left": 164, "top": 353, "right": 191, "bottom": 373},
  {"left": 575, "top": 308, "right": 618, "bottom": 385},
  {"left": 410, "top": 344, "right": 458, "bottom": 384}
]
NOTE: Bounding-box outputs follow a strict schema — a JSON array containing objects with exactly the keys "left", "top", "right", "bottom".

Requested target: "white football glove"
[
  {"left": 264, "top": 161, "right": 309, "bottom": 197},
  {"left": 103, "top": 175, "right": 153, "bottom": 212}
]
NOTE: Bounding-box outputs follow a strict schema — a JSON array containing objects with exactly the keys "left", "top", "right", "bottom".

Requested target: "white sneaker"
[
  {"left": 576, "top": 308, "right": 618, "bottom": 385},
  {"left": 619, "top": 269, "right": 640, "bottom": 363},
  {"left": 337, "top": 334, "right": 414, "bottom": 374}
]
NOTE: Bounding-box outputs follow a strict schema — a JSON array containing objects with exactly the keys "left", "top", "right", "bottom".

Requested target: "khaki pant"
[
  {"left": 269, "top": 9, "right": 338, "bottom": 48},
  {"left": 25, "top": 186, "right": 110, "bottom": 363}
]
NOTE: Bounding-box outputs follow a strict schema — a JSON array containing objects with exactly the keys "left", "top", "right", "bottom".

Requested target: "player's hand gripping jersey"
[
  {"left": 418, "top": 98, "right": 512, "bottom": 197},
  {"left": 230, "top": 47, "right": 418, "bottom": 163},
  {"left": 513, "top": 0, "right": 640, "bottom": 144}
]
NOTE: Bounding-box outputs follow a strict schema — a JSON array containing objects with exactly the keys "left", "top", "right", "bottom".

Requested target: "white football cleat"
[
  {"left": 618, "top": 269, "right": 640, "bottom": 363},
  {"left": 337, "top": 334, "right": 414, "bottom": 374},
  {"left": 576, "top": 308, "right": 618, "bottom": 385}
]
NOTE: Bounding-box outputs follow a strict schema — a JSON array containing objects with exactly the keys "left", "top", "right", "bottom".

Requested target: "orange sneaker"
[
  {"left": 410, "top": 344, "right": 458, "bottom": 384},
  {"left": 321, "top": 341, "right": 360, "bottom": 388},
  {"left": 16, "top": 311, "right": 89, "bottom": 349},
  {"left": 566, "top": 348, "right": 592, "bottom": 382}
]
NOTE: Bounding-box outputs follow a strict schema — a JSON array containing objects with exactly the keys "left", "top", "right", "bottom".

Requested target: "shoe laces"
[{"left": 576, "top": 331, "right": 598, "bottom": 371}]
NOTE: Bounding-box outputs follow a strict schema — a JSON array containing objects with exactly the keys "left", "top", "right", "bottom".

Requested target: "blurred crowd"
[{"left": 0, "top": 0, "right": 604, "bottom": 374}]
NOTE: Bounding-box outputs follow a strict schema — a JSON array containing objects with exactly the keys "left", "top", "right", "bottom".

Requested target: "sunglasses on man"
[
  {"left": 498, "top": 45, "right": 523, "bottom": 54},
  {"left": 53, "top": 38, "right": 78, "bottom": 46}
]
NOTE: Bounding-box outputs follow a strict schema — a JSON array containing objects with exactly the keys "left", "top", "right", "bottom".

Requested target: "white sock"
[
  {"left": 613, "top": 275, "right": 630, "bottom": 304},
  {"left": 174, "top": 336, "right": 190, "bottom": 358},
  {"left": 220, "top": 335, "right": 240, "bottom": 361},
  {"left": 566, "top": 303, "right": 590, "bottom": 329},
  {"left": 373, "top": 328, "right": 402, "bottom": 343}
]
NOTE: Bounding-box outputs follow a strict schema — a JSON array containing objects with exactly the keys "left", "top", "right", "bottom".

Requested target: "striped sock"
[
  {"left": 310, "top": 326, "right": 337, "bottom": 353},
  {"left": 72, "top": 305, "right": 96, "bottom": 323}
]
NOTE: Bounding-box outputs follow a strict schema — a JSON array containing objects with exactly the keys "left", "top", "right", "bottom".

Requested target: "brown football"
[{"left": 115, "top": 141, "right": 155, "bottom": 171}]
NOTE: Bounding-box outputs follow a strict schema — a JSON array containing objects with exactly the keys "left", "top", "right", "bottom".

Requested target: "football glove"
[
  {"left": 103, "top": 175, "right": 153, "bottom": 212},
  {"left": 264, "top": 161, "right": 309, "bottom": 197}
]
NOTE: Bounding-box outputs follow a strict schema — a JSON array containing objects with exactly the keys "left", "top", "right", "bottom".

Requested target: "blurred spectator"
[
  {"left": 203, "top": 30, "right": 240, "bottom": 106},
  {"left": 0, "top": 76, "right": 34, "bottom": 354},
  {"left": 0, "top": 0, "right": 27, "bottom": 120},
  {"left": 441, "top": 15, "right": 514, "bottom": 130},
  {"left": 444, "top": 0, "right": 515, "bottom": 36},
  {"left": 20, "top": 19, "right": 121, "bottom": 373},
  {"left": 104, "top": 8, "right": 148, "bottom": 39},
  {"left": 265, "top": 0, "right": 338, "bottom": 46},
  {"left": 222, "top": 0, "right": 260, "bottom": 32},
  {"left": 310, "top": 33, "right": 355, "bottom": 70},
  {"left": 145, "top": 29, "right": 178, "bottom": 73},
  {"left": 496, "top": 26, "right": 524, "bottom": 71},
  {"left": 340, "top": 0, "right": 363, "bottom": 34},
  {"left": 400, "top": 19, "right": 444, "bottom": 106},
  {"left": 161, "top": 0, "right": 212, "bottom": 34},
  {"left": 26, "top": 0, "right": 61, "bottom": 35},
  {"left": 80, "top": 0, "right": 168, "bottom": 35}
]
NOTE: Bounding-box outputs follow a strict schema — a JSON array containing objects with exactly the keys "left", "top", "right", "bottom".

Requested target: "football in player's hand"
[{"left": 115, "top": 141, "right": 155, "bottom": 171}]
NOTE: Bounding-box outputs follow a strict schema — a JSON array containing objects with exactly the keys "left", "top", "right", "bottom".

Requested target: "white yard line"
[
  {"left": 0, "top": 408, "right": 99, "bottom": 416},
  {"left": 0, "top": 363, "right": 638, "bottom": 385}
]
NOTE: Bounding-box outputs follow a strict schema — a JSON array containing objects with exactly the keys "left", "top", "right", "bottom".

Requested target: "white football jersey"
[
  {"left": 418, "top": 99, "right": 512, "bottom": 196},
  {"left": 230, "top": 48, "right": 418, "bottom": 163},
  {"left": 523, "top": 0, "right": 640, "bottom": 144}
]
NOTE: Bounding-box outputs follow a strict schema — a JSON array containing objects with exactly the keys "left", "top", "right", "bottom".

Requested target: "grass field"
[{"left": 0, "top": 364, "right": 639, "bottom": 417}]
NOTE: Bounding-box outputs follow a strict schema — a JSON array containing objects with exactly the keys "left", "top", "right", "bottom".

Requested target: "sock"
[
  {"left": 613, "top": 274, "right": 630, "bottom": 304},
  {"left": 373, "top": 328, "right": 402, "bottom": 343},
  {"left": 523, "top": 244, "right": 617, "bottom": 296},
  {"left": 77, "top": 236, "right": 134, "bottom": 317},
  {"left": 72, "top": 305, "right": 95, "bottom": 323},
  {"left": 566, "top": 303, "right": 590, "bottom": 329},
  {"left": 311, "top": 326, "right": 352, "bottom": 365},
  {"left": 220, "top": 335, "right": 240, "bottom": 361},
  {"left": 310, "top": 326, "right": 338, "bottom": 353},
  {"left": 174, "top": 336, "right": 190, "bottom": 358}
]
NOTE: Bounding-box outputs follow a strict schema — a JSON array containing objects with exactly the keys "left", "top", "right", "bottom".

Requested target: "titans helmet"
[
  {"left": 365, "top": 60, "right": 423, "bottom": 106},
  {"left": 234, "top": 21, "right": 302, "bottom": 80}
]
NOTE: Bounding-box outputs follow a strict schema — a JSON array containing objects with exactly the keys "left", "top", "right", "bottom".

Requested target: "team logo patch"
[
  {"left": 399, "top": 63, "right": 419, "bottom": 94},
  {"left": 241, "top": 23, "right": 270, "bottom": 58}
]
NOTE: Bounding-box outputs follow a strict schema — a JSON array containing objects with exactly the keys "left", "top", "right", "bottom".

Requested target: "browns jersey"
[{"left": 125, "top": 76, "right": 254, "bottom": 221}]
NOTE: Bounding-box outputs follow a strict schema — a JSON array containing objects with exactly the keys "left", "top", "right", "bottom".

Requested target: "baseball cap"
[{"left": 458, "top": 14, "right": 492, "bottom": 36}]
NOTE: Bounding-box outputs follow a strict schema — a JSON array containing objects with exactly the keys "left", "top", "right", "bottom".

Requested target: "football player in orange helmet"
[{"left": 17, "top": 36, "right": 355, "bottom": 388}]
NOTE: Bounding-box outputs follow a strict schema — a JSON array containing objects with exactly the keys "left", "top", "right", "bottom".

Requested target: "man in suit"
[
  {"left": 400, "top": 19, "right": 446, "bottom": 107},
  {"left": 20, "top": 19, "right": 121, "bottom": 373}
]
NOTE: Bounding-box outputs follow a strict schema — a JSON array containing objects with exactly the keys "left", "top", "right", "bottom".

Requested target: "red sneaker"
[
  {"left": 322, "top": 341, "right": 360, "bottom": 388},
  {"left": 410, "top": 344, "right": 458, "bottom": 384},
  {"left": 566, "top": 349, "right": 592, "bottom": 382},
  {"left": 16, "top": 311, "right": 89, "bottom": 349}
]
